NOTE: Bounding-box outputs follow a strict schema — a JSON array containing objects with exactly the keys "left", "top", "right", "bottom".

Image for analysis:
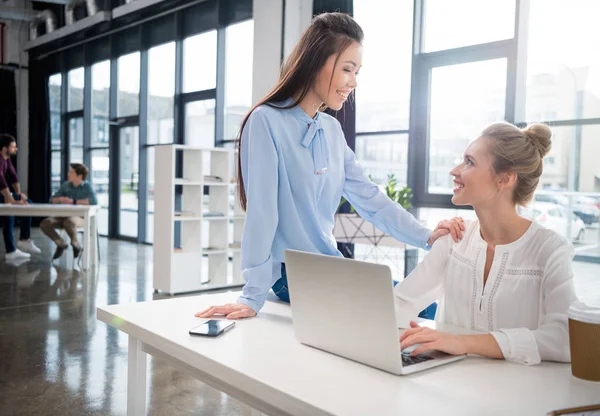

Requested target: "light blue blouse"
[{"left": 239, "top": 98, "right": 432, "bottom": 312}]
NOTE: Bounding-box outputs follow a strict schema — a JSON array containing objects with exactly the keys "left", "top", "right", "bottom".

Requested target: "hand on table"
[
  {"left": 195, "top": 303, "right": 257, "bottom": 320},
  {"left": 7, "top": 196, "right": 26, "bottom": 205}
]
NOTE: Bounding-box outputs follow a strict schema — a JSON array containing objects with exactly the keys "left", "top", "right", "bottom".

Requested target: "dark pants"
[
  {"left": 272, "top": 263, "right": 438, "bottom": 320},
  {"left": 0, "top": 193, "right": 32, "bottom": 253}
]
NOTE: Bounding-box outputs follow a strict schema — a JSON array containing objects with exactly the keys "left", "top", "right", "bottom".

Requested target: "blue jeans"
[
  {"left": 273, "top": 263, "right": 438, "bottom": 319},
  {"left": 271, "top": 264, "right": 291, "bottom": 303},
  {"left": 0, "top": 192, "right": 32, "bottom": 253}
]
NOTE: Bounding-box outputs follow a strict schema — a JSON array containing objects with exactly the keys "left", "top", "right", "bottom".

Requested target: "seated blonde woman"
[{"left": 396, "top": 122, "right": 578, "bottom": 365}]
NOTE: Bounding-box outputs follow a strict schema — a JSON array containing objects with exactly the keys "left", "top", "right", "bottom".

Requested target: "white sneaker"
[
  {"left": 5, "top": 249, "right": 31, "bottom": 261},
  {"left": 17, "top": 240, "right": 42, "bottom": 255},
  {"left": 6, "top": 257, "right": 30, "bottom": 267}
]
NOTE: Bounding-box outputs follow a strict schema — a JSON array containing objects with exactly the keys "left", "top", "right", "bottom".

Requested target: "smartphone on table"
[{"left": 189, "top": 319, "right": 235, "bottom": 337}]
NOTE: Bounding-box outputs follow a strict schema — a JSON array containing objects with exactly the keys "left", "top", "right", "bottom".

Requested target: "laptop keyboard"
[{"left": 401, "top": 351, "right": 434, "bottom": 367}]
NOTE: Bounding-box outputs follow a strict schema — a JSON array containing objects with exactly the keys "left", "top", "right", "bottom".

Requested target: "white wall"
[
  {"left": 251, "top": 0, "right": 313, "bottom": 103},
  {"left": 1, "top": 0, "right": 30, "bottom": 190}
]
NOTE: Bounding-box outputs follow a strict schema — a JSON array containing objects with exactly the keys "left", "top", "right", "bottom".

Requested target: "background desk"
[
  {"left": 97, "top": 291, "right": 600, "bottom": 416},
  {"left": 0, "top": 204, "right": 98, "bottom": 270}
]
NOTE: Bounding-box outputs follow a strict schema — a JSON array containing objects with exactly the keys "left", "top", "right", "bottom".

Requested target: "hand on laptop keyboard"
[
  {"left": 401, "top": 350, "right": 434, "bottom": 367},
  {"left": 400, "top": 320, "right": 468, "bottom": 357}
]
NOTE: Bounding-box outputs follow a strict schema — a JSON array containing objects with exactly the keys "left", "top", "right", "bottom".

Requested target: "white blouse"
[{"left": 394, "top": 220, "right": 578, "bottom": 365}]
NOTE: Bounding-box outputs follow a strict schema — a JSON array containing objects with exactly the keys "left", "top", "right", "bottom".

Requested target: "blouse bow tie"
[{"left": 301, "top": 120, "right": 329, "bottom": 175}]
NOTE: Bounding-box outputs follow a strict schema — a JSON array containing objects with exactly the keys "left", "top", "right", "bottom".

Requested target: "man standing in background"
[
  {"left": 0, "top": 133, "right": 41, "bottom": 260},
  {"left": 40, "top": 163, "right": 98, "bottom": 260}
]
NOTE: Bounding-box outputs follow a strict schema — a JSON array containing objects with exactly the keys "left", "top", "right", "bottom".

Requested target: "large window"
[
  {"left": 45, "top": 9, "right": 252, "bottom": 244},
  {"left": 518, "top": 1, "right": 600, "bottom": 258},
  {"left": 148, "top": 42, "right": 175, "bottom": 145},
  {"left": 224, "top": 20, "right": 254, "bottom": 141},
  {"left": 353, "top": 0, "right": 600, "bottom": 259}
]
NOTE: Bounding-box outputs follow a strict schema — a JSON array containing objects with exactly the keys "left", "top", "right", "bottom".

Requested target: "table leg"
[
  {"left": 90, "top": 214, "right": 98, "bottom": 268},
  {"left": 83, "top": 212, "right": 91, "bottom": 270},
  {"left": 127, "top": 336, "right": 147, "bottom": 416}
]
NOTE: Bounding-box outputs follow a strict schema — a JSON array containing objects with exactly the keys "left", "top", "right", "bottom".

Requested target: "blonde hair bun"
[{"left": 522, "top": 123, "right": 552, "bottom": 158}]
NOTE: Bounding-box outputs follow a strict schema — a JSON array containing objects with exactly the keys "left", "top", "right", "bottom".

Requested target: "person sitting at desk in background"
[
  {"left": 196, "top": 12, "right": 465, "bottom": 321},
  {"left": 395, "top": 122, "right": 578, "bottom": 366},
  {"left": 0, "top": 133, "right": 41, "bottom": 260},
  {"left": 40, "top": 163, "right": 98, "bottom": 260}
]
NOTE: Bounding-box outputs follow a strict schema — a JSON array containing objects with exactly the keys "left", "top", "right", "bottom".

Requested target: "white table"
[
  {"left": 0, "top": 203, "right": 98, "bottom": 270},
  {"left": 97, "top": 291, "right": 600, "bottom": 416}
]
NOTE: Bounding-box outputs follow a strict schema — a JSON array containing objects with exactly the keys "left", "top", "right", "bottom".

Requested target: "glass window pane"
[
  {"left": 71, "top": 147, "right": 84, "bottom": 163},
  {"left": 539, "top": 125, "right": 600, "bottom": 194},
  {"left": 118, "top": 52, "right": 140, "bottom": 117},
  {"left": 68, "top": 67, "right": 84, "bottom": 111},
  {"left": 50, "top": 114, "right": 62, "bottom": 151},
  {"left": 185, "top": 100, "right": 215, "bottom": 147},
  {"left": 539, "top": 126, "right": 572, "bottom": 191},
  {"left": 423, "top": 0, "right": 515, "bottom": 52},
  {"left": 49, "top": 74, "right": 62, "bottom": 151},
  {"left": 354, "top": 1, "right": 412, "bottom": 132},
  {"left": 49, "top": 73, "right": 62, "bottom": 111},
  {"left": 69, "top": 117, "right": 83, "bottom": 147},
  {"left": 579, "top": 125, "right": 600, "bottom": 193},
  {"left": 146, "top": 146, "right": 155, "bottom": 244},
  {"left": 183, "top": 30, "right": 217, "bottom": 93},
  {"left": 225, "top": 20, "right": 254, "bottom": 141},
  {"left": 92, "top": 60, "right": 110, "bottom": 147},
  {"left": 428, "top": 59, "right": 507, "bottom": 194},
  {"left": 90, "top": 149, "right": 110, "bottom": 236},
  {"left": 51, "top": 151, "right": 62, "bottom": 194},
  {"left": 148, "top": 43, "right": 175, "bottom": 145},
  {"left": 524, "top": 0, "right": 600, "bottom": 121},
  {"left": 355, "top": 134, "right": 408, "bottom": 187},
  {"left": 119, "top": 126, "right": 139, "bottom": 238}
]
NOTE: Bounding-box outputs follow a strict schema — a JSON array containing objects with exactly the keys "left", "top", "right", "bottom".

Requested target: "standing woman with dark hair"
[{"left": 197, "top": 12, "right": 463, "bottom": 319}]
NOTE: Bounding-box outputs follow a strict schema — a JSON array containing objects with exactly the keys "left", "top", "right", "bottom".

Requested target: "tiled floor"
[
  {"left": 0, "top": 231, "right": 259, "bottom": 416},
  {"left": 0, "top": 230, "right": 598, "bottom": 415}
]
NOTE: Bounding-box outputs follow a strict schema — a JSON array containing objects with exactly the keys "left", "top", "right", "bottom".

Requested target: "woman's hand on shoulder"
[
  {"left": 195, "top": 303, "right": 257, "bottom": 320},
  {"left": 428, "top": 216, "right": 465, "bottom": 246}
]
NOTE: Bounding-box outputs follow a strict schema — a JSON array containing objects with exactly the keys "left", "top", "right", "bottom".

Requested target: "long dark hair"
[{"left": 236, "top": 12, "right": 364, "bottom": 211}]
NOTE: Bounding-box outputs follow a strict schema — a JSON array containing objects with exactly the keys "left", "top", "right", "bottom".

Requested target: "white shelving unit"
[{"left": 153, "top": 144, "right": 245, "bottom": 295}]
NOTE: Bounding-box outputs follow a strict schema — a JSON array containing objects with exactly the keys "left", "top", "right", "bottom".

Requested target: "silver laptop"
[{"left": 283, "top": 249, "right": 466, "bottom": 375}]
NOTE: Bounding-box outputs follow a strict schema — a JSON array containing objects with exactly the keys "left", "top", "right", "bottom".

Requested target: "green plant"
[
  {"left": 384, "top": 173, "right": 413, "bottom": 210},
  {"left": 336, "top": 174, "right": 413, "bottom": 213},
  {"left": 337, "top": 195, "right": 355, "bottom": 213}
]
